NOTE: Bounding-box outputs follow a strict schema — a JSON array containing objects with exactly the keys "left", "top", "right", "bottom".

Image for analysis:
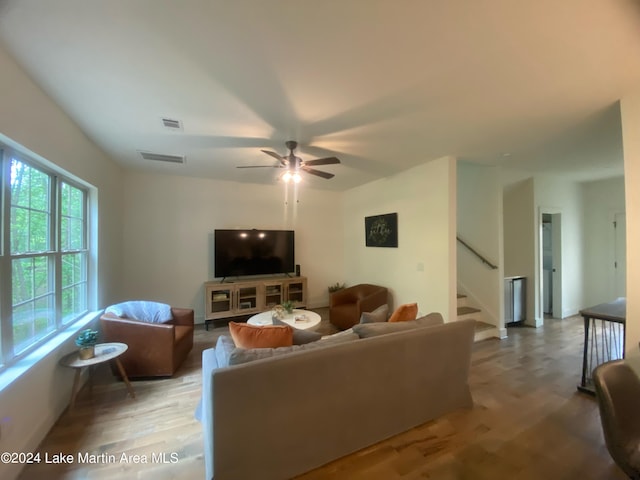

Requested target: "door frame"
[{"left": 538, "top": 207, "right": 563, "bottom": 321}]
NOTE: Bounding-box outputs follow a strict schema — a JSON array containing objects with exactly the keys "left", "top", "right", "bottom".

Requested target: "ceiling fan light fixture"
[
  {"left": 292, "top": 172, "right": 302, "bottom": 183},
  {"left": 282, "top": 171, "right": 292, "bottom": 182}
]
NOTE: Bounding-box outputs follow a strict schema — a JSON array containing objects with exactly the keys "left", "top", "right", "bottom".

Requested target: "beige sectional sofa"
[{"left": 197, "top": 316, "right": 476, "bottom": 480}]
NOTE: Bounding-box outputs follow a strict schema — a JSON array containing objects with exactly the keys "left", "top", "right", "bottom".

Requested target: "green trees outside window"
[{"left": 2, "top": 153, "right": 89, "bottom": 365}]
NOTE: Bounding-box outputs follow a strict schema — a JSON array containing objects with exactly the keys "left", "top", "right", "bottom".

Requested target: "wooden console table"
[
  {"left": 204, "top": 276, "right": 307, "bottom": 330},
  {"left": 577, "top": 297, "right": 626, "bottom": 395}
]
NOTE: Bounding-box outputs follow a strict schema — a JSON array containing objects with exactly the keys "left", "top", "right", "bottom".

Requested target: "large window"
[{"left": 1, "top": 148, "right": 90, "bottom": 368}]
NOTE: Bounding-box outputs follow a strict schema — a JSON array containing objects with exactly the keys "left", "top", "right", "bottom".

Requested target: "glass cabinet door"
[
  {"left": 237, "top": 285, "right": 259, "bottom": 311},
  {"left": 210, "top": 287, "right": 233, "bottom": 314},
  {"left": 264, "top": 282, "right": 283, "bottom": 308},
  {"left": 286, "top": 280, "right": 305, "bottom": 305}
]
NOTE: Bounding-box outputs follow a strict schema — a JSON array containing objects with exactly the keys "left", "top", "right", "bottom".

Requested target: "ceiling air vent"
[
  {"left": 161, "top": 117, "right": 183, "bottom": 130},
  {"left": 139, "top": 151, "right": 185, "bottom": 164}
]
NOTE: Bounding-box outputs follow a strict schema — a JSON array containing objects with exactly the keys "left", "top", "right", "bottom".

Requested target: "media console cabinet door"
[
  {"left": 204, "top": 277, "right": 307, "bottom": 320},
  {"left": 284, "top": 277, "right": 307, "bottom": 307}
]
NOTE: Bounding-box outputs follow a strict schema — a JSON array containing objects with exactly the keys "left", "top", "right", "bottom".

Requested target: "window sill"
[{"left": 0, "top": 310, "right": 103, "bottom": 393}]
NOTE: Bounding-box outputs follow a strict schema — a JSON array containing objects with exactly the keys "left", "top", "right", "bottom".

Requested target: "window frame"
[{"left": 0, "top": 145, "right": 91, "bottom": 369}]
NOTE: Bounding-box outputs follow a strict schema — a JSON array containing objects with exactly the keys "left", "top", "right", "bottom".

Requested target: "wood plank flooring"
[{"left": 19, "top": 311, "right": 626, "bottom": 479}]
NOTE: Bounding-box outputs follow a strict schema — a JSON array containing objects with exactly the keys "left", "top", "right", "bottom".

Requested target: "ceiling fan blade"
[
  {"left": 237, "top": 165, "right": 284, "bottom": 169},
  {"left": 302, "top": 157, "right": 340, "bottom": 166},
  {"left": 301, "top": 166, "right": 335, "bottom": 179},
  {"left": 261, "top": 149, "right": 287, "bottom": 165}
]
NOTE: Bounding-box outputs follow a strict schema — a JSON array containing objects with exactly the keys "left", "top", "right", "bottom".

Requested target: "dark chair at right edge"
[{"left": 593, "top": 360, "right": 640, "bottom": 479}]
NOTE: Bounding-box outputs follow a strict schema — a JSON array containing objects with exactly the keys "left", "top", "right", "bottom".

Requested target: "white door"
[
  {"left": 550, "top": 213, "right": 563, "bottom": 319},
  {"left": 542, "top": 220, "right": 552, "bottom": 314}
]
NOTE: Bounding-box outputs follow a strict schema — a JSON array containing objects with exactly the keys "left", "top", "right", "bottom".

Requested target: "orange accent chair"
[{"left": 329, "top": 284, "right": 388, "bottom": 330}]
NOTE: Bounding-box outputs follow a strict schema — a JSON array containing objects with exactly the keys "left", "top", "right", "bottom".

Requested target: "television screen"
[{"left": 214, "top": 229, "right": 295, "bottom": 278}]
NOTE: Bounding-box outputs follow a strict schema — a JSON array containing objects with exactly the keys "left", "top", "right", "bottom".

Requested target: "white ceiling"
[{"left": 0, "top": 0, "right": 639, "bottom": 191}]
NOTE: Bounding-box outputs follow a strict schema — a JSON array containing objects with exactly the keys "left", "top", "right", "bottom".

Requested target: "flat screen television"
[{"left": 214, "top": 229, "right": 295, "bottom": 278}]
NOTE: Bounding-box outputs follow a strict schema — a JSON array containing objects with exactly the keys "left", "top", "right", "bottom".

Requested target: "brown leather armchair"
[
  {"left": 329, "top": 284, "right": 388, "bottom": 330},
  {"left": 593, "top": 359, "right": 640, "bottom": 479},
  {"left": 100, "top": 306, "right": 194, "bottom": 378}
]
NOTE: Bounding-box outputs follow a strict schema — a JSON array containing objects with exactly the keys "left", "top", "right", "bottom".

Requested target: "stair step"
[
  {"left": 474, "top": 320, "right": 494, "bottom": 332},
  {"left": 457, "top": 306, "right": 480, "bottom": 315},
  {"left": 474, "top": 320, "right": 498, "bottom": 342}
]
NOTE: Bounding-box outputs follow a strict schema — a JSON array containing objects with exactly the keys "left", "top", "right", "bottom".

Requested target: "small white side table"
[{"left": 60, "top": 342, "right": 136, "bottom": 410}]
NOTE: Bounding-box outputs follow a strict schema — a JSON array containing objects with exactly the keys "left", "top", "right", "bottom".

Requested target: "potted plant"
[
  {"left": 75, "top": 328, "right": 99, "bottom": 360},
  {"left": 281, "top": 300, "right": 295, "bottom": 314},
  {"left": 328, "top": 282, "right": 346, "bottom": 294}
]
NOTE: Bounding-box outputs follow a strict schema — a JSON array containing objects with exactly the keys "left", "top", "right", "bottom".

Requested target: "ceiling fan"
[{"left": 237, "top": 141, "right": 340, "bottom": 182}]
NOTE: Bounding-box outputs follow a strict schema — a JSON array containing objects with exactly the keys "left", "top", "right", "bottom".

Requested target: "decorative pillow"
[
  {"left": 228, "top": 330, "right": 358, "bottom": 366},
  {"left": 353, "top": 312, "right": 443, "bottom": 338},
  {"left": 105, "top": 300, "right": 173, "bottom": 324},
  {"left": 359, "top": 304, "right": 389, "bottom": 324},
  {"left": 272, "top": 317, "right": 323, "bottom": 345},
  {"left": 214, "top": 335, "right": 236, "bottom": 368},
  {"left": 388, "top": 303, "right": 418, "bottom": 323},
  {"left": 228, "top": 321, "right": 293, "bottom": 349}
]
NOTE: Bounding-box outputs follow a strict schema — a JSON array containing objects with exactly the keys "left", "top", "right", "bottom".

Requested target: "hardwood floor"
[{"left": 19, "top": 312, "right": 626, "bottom": 479}]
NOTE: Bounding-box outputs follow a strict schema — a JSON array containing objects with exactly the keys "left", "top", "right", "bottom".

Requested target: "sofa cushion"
[
  {"left": 214, "top": 335, "right": 236, "bottom": 368},
  {"left": 321, "top": 327, "right": 355, "bottom": 340},
  {"left": 228, "top": 329, "right": 358, "bottom": 366},
  {"left": 229, "top": 321, "right": 293, "bottom": 349},
  {"left": 388, "top": 303, "right": 418, "bottom": 323},
  {"left": 415, "top": 312, "right": 445, "bottom": 327},
  {"left": 272, "top": 317, "right": 323, "bottom": 345},
  {"left": 359, "top": 304, "right": 389, "bottom": 324},
  {"left": 353, "top": 312, "right": 444, "bottom": 338}
]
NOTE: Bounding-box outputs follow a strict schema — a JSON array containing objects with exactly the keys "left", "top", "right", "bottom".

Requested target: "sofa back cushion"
[
  {"left": 353, "top": 312, "right": 444, "bottom": 338},
  {"left": 272, "top": 317, "right": 323, "bottom": 344},
  {"left": 214, "top": 335, "right": 236, "bottom": 368},
  {"left": 229, "top": 322, "right": 293, "bottom": 348},
  {"left": 228, "top": 330, "right": 359, "bottom": 366}
]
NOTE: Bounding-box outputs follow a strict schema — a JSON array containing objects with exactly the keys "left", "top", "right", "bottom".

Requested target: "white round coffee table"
[{"left": 247, "top": 309, "right": 321, "bottom": 330}]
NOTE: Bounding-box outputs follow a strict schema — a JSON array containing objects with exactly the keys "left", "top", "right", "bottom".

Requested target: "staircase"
[{"left": 456, "top": 293, "right": 498, "bottom": 342}]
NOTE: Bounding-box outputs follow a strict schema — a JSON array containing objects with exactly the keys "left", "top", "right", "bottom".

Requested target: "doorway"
[{"left": 540, "top": 210, "right": 563, "bottom": 319}]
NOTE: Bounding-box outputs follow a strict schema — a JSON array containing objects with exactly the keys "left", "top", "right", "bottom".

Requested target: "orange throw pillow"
[
  {"left": 229, "top": 322, "right": 294, "bottom": 348},
  {"left": 388, "top": 303, "right": 419, "bottom": 323}
]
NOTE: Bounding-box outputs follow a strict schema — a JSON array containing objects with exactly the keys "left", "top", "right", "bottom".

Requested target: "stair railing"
[{"left": 456, "top": 236, "right": 498, "bottom": 270}]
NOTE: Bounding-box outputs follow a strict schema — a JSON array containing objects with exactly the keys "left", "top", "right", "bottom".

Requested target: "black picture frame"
[{"left": 365, "top": 213, "right": 398, "bottom": 247}]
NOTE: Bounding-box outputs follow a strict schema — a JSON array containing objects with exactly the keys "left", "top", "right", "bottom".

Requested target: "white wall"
[
  {"left": 0, "top": 46, "right": 123, "bottom": 480},
  {"left": 120, "top": 172, "right": 345, "bottom": 320},
  {"left": 457, "top": 161, "right": 503, "bottom": 329},
  {"left": 534, "top": 176, "right": 585, "bottom": 319},
  {"left": 503, "top": 178, "right": 537, "bottom": 326},
  {"left": 582, "top": 176, "right": 625, "bottom": 306},
  {"left": 621, "top": 92, "right": 640, "bottom": 358},
  {"left": 342, "top": 157, "right": 456, "bottom": 321}
]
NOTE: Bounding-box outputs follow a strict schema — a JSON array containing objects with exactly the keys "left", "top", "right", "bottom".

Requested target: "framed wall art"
[{"left": 364, "top": 213, "right": 398, "bottom": 247}]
